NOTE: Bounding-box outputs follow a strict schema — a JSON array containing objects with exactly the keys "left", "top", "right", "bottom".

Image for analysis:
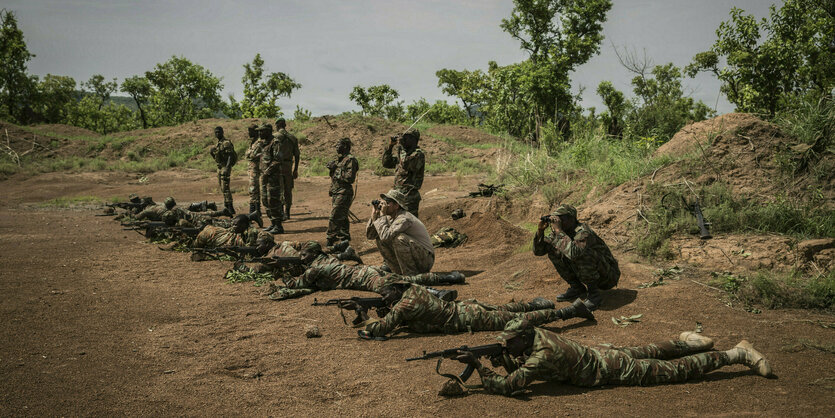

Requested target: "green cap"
[
  {"left": 163, "top": 196, "right": 176, "bottom": 209},
  {"left": 302, "top": 240, "right": 322, "bottom": 254},
  {"left": 496, "top": 318, "right": 533, "bottom": 343},
  {"left": 380, "top": 189, "right": 408, "bottom": 209},
  {"left": 275, "top": 118, "right": 286, "bottom": 126},
  {"left": 552, "top": 204, "right": 577, "bottom": 218}
]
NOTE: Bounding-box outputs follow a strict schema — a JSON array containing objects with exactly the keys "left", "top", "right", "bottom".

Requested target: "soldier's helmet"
[
  {"left": 496, "top": 318, "right": 534, "bottom": 344},
  {"left": 551, "top": 204, "right": 577, "bottom": 219},
  {"left": 404, "top": 129, "right": 420, "bottom": 141},
  {"left": 215, "top": 126, "right": 224, "bottom": 133},
  {"left": 164, "top": 196, "right": 176, "bottom": 210},
  {"left": 275, "top": 117, "right": 286, "bottom": 127},
  {"left": 128, "top": 193, "right": 141, "bottom": 203}
]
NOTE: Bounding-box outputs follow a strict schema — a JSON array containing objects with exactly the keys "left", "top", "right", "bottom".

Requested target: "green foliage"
[
  {"left": 224, "top": 269, "right": 273, "bottom": 287},
  {"left": 773, "top": 95, "right": 835, "bottom": 179},
  {"left": 686, "top": 0, "right": 835, "bottom": 117},
  {"left": 37, "top": 195, "right": 110, "bottom": 208},
  {"left": 349, "top": 84, "right": 404, "bottom": 121},
  {"left": 709, "top": 270, "right": 835, "bottom": 310},
  {"left": 120, "top": 75, "right": 152, "bottom": 128},
  {"left": 240, "top": 53, "right": 301, "bottom": 119},
  {"left": 293, "top": 105, "right": 312, "bottom": 122},
  {"left": 596, "top": 81, "right": 626, "bottom": 137},
  {"left": 435, "top": 68, "right": 486, "bottom": 121},
  {"left": 405, "top": 98, "right": 468, "bottom": 125},
  {"left": 35, "top": 74, "right": 78, "bottom": 123},
  {"left": 0, "top": 9, "right": 37, "bottom": 124},
  {"left": 425, "top": 153, "right": 489, "bottom": 176},
  {"left": 144, "top": 56, "right": 224, "bottom": 125}
]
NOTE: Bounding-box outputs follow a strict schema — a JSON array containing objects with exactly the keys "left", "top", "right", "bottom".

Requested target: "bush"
[{"left": 709, "top": 270, "right": 834, "bottom": 311}]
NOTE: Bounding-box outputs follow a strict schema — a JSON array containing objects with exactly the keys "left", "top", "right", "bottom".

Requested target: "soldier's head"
[
  {"left": 214, "top": 126, "right": 224, "bottom": 140},
  {"left": 258, "top": 124, "right": 273, "bottom": 141},
  {"left": 497, "top": 318, "right": 535, "bottom": 356},
  {"left": 400, "top": 129, "right": 419, "bottom": 151},
  {"left": 275, "top": 118, "right": 286, "bottom": 129},
  {"left": 337, "top": 137, "right": 352, "bottom": 155},
  {"left": 379, "top": 282, "right": 409, "bottom": 306},
  {"left": 128, "top": 193, "right": 141, "bottom": 204},
  {"left": 247, "top": 124, "right": 258, "bottom": 140},
  {"left": 255, "top": 236, "right": 273, "bottom": 256},
  {"left": 551, "top": 204, "right": 578, "bottom": 231},
  {"left": 231, "top": 214, "right": 251, "bottom": 233},
  {"left": 164, "top": 196, "right": 176, "bottom": 210},
  {"left": 299, "top": 241, "right": 323, "bottom": 264},
  {"left": 379, "top": 189, "right": 407, "bottom": 217}
]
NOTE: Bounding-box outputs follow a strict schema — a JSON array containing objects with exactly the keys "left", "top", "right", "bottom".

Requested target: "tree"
[
  {"left": 240, "top": 53, "right": 301, "bottom": 118},
  {"left": 435, "top": 68, "right": 487, "bottom": 120},
  {"left": 121, "top": 75, "right": 153, "bottom": 128},
  {"left": 349, "top": 84, "right": 404, "bottom": 120},
  {"left": 82, "top": 74, "right": 117, "bottom": 111},
  {"left": 0, "top": 10, "right": 37, "bottom": 123},
  {"left": 35, "top": 74, "right": 77, "bottom": 123},
  {"left": 144, "top": 56, "right": 224, "bottom": 125},
  {"left": 406, "top": 98, "right": 468, "bottom": 125},
  {"left": 686, "top": 0, "right": 835, "bottom": 117},
  {"left": 596, "top": 81, "right": 626, "bottom": 138}
]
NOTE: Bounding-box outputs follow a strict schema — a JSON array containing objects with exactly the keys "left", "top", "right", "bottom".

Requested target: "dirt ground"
[{"left": 1, "top": 169, "right": 833, "bottom": 416}]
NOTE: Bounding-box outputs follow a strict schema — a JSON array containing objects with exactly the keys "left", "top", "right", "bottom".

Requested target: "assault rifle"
[
  {"left": 406, "top": 343, "right": 505, "bottom": 383},
  {"left": 189, "top": 246, "right": 262, "bottom": 261},
  {"left": 123, "top": 222, "right": 201, "bottom": 239},
  {"left": 468, "top": 183, "right": 504, "bottom": 198},
  {"left": 107, "top": 200, "right": 152, "bottom": 211},
  {"left": 312, "top": 296, "right": 387, "bottom": 326},
  {"left": 249, "top": 256, "right": 305, "bottom": 267}
]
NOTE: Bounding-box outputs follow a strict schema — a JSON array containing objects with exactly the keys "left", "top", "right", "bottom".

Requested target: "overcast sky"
[{"left": 7, "top": 0, "right": 780, "bottom": 116}]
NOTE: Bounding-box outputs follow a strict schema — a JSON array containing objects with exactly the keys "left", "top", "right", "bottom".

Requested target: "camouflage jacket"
[
  {"left": 329, "top": 153, "right": 358, "bottom": 195},
  {"left": 382, "top": 146, "right": 424, "bottom": 194},
  {"left": 135, "top": 204, "right": 168, "bottom": 221},
  {"left": 477, "top": 327, "right": 615, "bottom": 395},
  {"left": 275, "top": 128, "right": 300, "bottom": 171},
  {"left": 193, "top": 225, "right": 274, "bottom": 249},
  {"left": 211, "top": 138, "right": 237, "bottom": 168},
  {"left": 260, "top": 139, "right": 282, "bottom": 175},
  {"left": 284, "top": 263, "right": 386, "bottom": 293},
  {"left": 533, "top": 223, "right": 618, "bottom": 276},
  {"left": 245, "top": 139, "right": 264, "bottom": 170},
  {"left": 364, "top": 285, "right": 458, "bottom": 337}
]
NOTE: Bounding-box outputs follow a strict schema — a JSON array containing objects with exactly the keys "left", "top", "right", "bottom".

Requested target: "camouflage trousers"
[
  {"left": 552, "top": 253, "right": 620, "bottom": 290},
  {"left": 265, "top": 270, "right": 452, "bottom": 301},
  {"left": 261, "top": 171, "right": 285, "bottom": 225},
  {"left": 248, "top": 162, "right": 261, "bottom": 210},
  {"left": 281, "top": 168, "right": 294, "bottom": 213},
  {"left": 327, "top": 190, "right": 353, "bottom": 244},
  {"left": 413, "top": 301, "right": 562, "bottom": 334},
  {"left": 573, "top": 339, "right": 730, "bottom": 386},
  {"left": 217, "top": 166, "right": 233, "bottom": 206},
  {"left": 377, "top": 234, "right": 434, "bottom": 275}
]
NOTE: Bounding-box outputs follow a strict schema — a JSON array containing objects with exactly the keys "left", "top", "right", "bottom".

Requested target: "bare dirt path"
[{"left": 1, "top": 170, "right": 833, "bottom": 416}]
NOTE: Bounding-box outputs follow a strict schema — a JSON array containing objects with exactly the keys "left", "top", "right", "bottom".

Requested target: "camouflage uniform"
[
  {"left": 382, "top": 144, "right": 424, "bottom": 217},
  {"left": 362, "top": 285, "right": 576, "bottom": 338},
  {"left": 245, "top": 136, "right": 264, "bottom": 213},
  {"left": 267, "top": 260, "right": 450, "bottom": 301},
  {"left": 275, "top": 128, "right": 300, "bottom": 218},
  {"left": 327, "top": 153, "right": 358, "bottom": 244},
  {"left": 210, "top": 134, "right": 237, "bottom": 210},
  {"left": 192, "top": 225, "right": 274, "bottom": 249},
  {"left": 135, "top": 204, "right": 169, "bottom": 221},
  {"left": 260, "top": 129, "right": 285, "bottom": 228},
  {"left": 533, "top": 222, "right": 620, "bottom": 291},
  {"left": 366, "top": 206, "right": 434, "bottom": 275},
  {"left": 476, "top": 327, "right": 732, "bottom": 396}
]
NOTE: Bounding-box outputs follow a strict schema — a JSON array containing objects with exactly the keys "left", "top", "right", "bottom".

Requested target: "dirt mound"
[
  {"left": 426, "top": 125, "right": 503, "bottom": 145},
  {"left": 32, "top": 124, "right": 101, "bottom": 139},
  {"left": 0, "top": 121, "right": 70, "bottom": 163},
  {"left": 654, "top": 113, "right": 764, "bottom": 158}
]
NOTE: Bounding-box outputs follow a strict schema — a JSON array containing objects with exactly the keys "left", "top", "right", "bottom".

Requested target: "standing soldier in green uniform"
[
  {"left": 534, "top": 204, "right": 620, "bottom": 310},
  {"left": 244, "top": 124, "right": 263, "bottom": 216},
  {"left": 326, "top": 138, "right": 359, "bottom": 248},
  {"left": 274, "top": 118, "right": 300, "bottom": 220},
  {"left": 382, "top": 129, "right": 424, "bottom": 217},
  {"left": 209, "top": 126, "right": 237, "bottom": 215},
  {"left": 446, "top": 319, "right": 773, "bottom": 397},
  {"left": 259, "top": 124, "right": 285, "bottom": 234}
]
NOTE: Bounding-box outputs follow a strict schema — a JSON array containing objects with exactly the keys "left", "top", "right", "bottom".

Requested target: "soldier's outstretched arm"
[{"left": 473, "top": 355, "right": 548, "bottom": 396}]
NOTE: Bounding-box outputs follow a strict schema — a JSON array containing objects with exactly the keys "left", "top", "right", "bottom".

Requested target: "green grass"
[
  {"left": 709, "top": 270, "right": 834, "bottom": 311},
  {"left": 426, "top": 153, "right": 490, "bottom": 176},
  {"left": 434, "top": 134, "right": 500, "bottom": 150},
  {"left": 36, "top": 195, "right": 115, "bottom": 208}
]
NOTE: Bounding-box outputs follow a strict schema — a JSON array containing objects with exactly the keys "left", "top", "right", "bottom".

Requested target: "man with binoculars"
[
  {"left": 534, "top": 204, "right": 620, "bottom": 310},
  {"left": 366, "top": 189, "right": 435, "bottom": 275}
]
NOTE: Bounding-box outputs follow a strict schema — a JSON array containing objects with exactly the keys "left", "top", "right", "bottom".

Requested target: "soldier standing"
[
  {"left": 274, "top": 118, "right": 300, "bottom": 220},
  {"left": 326, "top": 138, "right": 358, "bottom": 248},
  {"left": 259, "top": 123, "right": 285, "bottom": 234},
  {"left": 382, "top": 129, "right": 424, "bottom": 217},
  {"left": 209, "top": 126, "right": 237, "bottom": 215},
  {"left": 244, "top": 124, "right": 263, "bottom": 215}
]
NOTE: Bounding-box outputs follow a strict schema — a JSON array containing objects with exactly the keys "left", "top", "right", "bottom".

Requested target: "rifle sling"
[{"left": 434, "top": 358, "right": 483, "bottom": 390}]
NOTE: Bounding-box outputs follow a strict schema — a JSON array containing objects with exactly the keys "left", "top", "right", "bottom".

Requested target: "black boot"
[
  {"left": 427, "top": 287, "right": 458, "bottom": 302},
  {"left": 331, "top": 240, "right": 350, "bottom": 253},
  {"left": 440, "top": 271, "right": 466, "bottom": 285},
  {"left": 556, "top": 298, "right": 596, "bottom": 321},
  {"left": 584, "top": 284, "right": 603, "bottom": 311},
  {"left": 556, "top": 282, "right": 586, "bottom": 302},
  {"left": 337, "top": 247, "right": 363, "bottom": 264},
  {"left": 248, "top": 212, "right": 264, "bottom": 228},
  {"left": 271, "top": 222, "right": 284, "bottom": 234}
]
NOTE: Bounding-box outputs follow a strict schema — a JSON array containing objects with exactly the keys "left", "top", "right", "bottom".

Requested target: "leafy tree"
[
  {"left": 435, "top": 68, "right": 487, "bottom": 120},
  {"left": 82, "top": 74, "right": 117, "bottom": 111},
  {"left": 406, "top": 98, "right": 468, "bottom": 125},
  {"left": 35, "top": 74, "right": 77, "bottom": 123},
  {"left": 349, "top": 84, "right": 404, "bottom": 120},
  {"left": 241, "top": 53, "right": 301, "bottom": 118},
  {"left": 293, "top": 105, "right": 312, "bottom": 122},
  {"left": 144, "top": 56, "right": 224, "bottom": 125},
  {"left": 0, "top": 9, "right": 37, "bottom": 123},
  {"left": 686, "top": 0, "right": 834, "bottom": 117},
  {"left": 596, "top": 81, "right": 626, "bottom": 138},
  {"left": 121, "top": 75, "right": 153, "bottom": 128}
]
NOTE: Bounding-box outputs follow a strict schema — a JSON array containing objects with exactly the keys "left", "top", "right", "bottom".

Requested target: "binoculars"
[
  {"left": 371, "top": 199, "right": 381, "bottom": 207},
  {"left": 540, "top": 215, "right": 552, "bottom": 223}
]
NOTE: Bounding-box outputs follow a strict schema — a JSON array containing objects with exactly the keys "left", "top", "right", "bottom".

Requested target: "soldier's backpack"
[{"left": 430, "top": 227, "right": 468, "bottom": 248}]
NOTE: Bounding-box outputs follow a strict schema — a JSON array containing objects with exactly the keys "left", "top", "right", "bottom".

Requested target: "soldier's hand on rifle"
[
  {"left": 339, "top": 300, "right": 359, "bottom": 311},
  {"left": 453, "top": 350, "right": 478, "bottom": 366}
]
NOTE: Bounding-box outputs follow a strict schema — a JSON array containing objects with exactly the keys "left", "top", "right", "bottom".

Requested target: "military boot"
[
  {"left": 556, "top": 282, "right": 586, "bottom": 302},
  {"left": 439, "top": 271, "right": 466, "bottom": 285},
  {"left": 426, "top": 287, "right": 458, "bottom": 302},
  {"left": 248, "top": 202, "right": 259, "bottom": 216},
  {"left": 270, "top": 222, "right": 284, "bottom": 235},
  {"left": 584, "top": 283, "right": 603, "bottom": 311},
  {"left": 555, "top": 298, "right": 596, "bottom": 321},
  {"left": 331, "top": 240, "right": 350, "bottom": 253},
  {"left": 337, "top": 247, "right": 363, "bottom": 264},
  {"left": 679, "top": 331, "right": 715, "bottom": 351},
  {"left": 728, "top": 340, "right": 773, "bottom": 377}
]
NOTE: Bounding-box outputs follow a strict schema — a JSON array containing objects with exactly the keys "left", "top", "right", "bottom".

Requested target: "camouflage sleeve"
[
  {"left": 192, "top": 229, "right": 211, "bottom": 248},
  {"left": 291, "top": 135, "right": 300, "bottom": 163},
  {"left": 365, "top": 294, "right": 417, "bottom": 337},
  {"left": 407, "top": 151, "right": 425, "bottom": 190},
  {"left": 269, "top": 287, "right": 316, "bottom": 301},
  {"left": 372, "top": 215, "right": 409, "bottom": 242},
  {"left": 554, "top": 229, "right": 589, "bottom": 260},
  {"left": 477, "top": 351, "right": 551, "bottom": 396},
  {"left": 366, "top": 217, "right": 380, "bottom": 240},
  {"left": 338, "top": 157, "right": 358, "bottom": 184},
  {"left": 532, "top": 230, "right": 550, "bottom": 256},
  {"left": 381, "top": 145, "right": 398, "bottom": 169}
]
